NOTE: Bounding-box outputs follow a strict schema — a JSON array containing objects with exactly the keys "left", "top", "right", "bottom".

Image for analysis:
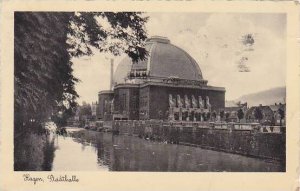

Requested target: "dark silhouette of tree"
[
  {"left": 206, "top": 112, "right": 211, "bottom": 121},
  {"left": 254, "top": 107, "right": 263, "bottom": 123},
  {"left": 77, "top": 103, "right": 92, "bottom": 127},
  {"left": 14, "top": 12, "right": 148, "bottom": 131},
  {"left": 212, "top": 111, "right": 217, "bottom": 121},
  {"left": 165, "top": 110, "right": 169, "bottom": 121},
  {"left": 225, "top": 112, "right": 230, "bottom": 122},
  {"left": 79, "top": 103, "right": 92, "bottom": 118},
  {"left": 219, "top": 110, "right": 224, "bottom": 121},
  {"left": 202, "top": 113, "right": 206, "bottom": 121},
  {"left": 278, "top": 108, "right": 285, "bottom": 126},
  {"left": 237, "top": 108, "right": 244, "bottom": 122}
]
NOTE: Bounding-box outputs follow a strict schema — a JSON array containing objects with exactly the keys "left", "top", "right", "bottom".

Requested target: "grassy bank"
[{"left": 14, "top": 131, "right": 56, "bottom": 171}]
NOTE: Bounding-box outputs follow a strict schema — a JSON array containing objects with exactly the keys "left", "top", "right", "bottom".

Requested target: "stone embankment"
[{"left": 111, "top": 120, "right": 285, "bottom": 161}]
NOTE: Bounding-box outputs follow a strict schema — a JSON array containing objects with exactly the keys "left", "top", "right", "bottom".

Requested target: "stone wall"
[{"left": 112, "top": 120, "right": 285, "bottom": 161}]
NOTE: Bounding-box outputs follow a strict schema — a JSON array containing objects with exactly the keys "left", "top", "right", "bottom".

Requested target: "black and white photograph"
[
  {"left": 13, "top": 11, "right": 287, "bottom": 172},
  {"left": 1, "top": 1, "right": 299, "bottom": 190}
]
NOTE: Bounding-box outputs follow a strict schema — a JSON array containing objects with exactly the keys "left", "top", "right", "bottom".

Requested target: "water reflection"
[{"left": 52, "top": 129, "right": 284, "bottom": 172}]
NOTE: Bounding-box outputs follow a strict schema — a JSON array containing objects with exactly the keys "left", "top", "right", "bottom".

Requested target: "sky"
[{"left": 72, "top": 13, "right": 286, "bottom": 104}]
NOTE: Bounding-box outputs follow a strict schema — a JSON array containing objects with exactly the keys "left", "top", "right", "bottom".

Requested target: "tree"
[
  {"left": 219, "top": 110, "right": 224, "bottom": 121},
  {"left": 237, "top": 108, "right": 244, "bottom": 122},
  {"left": 77, "top": 103, "right": 92, "bottom": 127},
  {"left": 206, "top": 112, "right": 211, "bottom": 121},
  {"left": 212, "top": 111, "right": 217, "bottom": 121},
  {"left": 79, "top": 103, "right": 92, "bottom": 117},
  {"left": 202, "top": 113, "right": 206, "bottom": 121},
  {"left": 225, "top": 112, "right": 230, "bottom": 122},
  {"left": 278, "top": 108, "right": 285, "bottom": 126},
  {"left": 254, "top": 107, "right": 263, "bottom": 123},
  {"left": 14, "top": 12, "right": 148, "bottom": 131}
]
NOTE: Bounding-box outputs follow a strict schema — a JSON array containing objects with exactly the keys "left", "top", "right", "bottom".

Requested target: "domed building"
[{"left": 98, "top": 36, "right": 225, "bottom": 121}]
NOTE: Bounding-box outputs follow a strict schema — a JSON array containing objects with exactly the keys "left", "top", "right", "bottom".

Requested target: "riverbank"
[
  {"left": 14, "top": 132, "right": 56, "bottom": 171},
  {"left": 61, "top": 129, "right": 284, "bottom": 172},
  {"left": 13, "top": 127, "right": 284, "bottom": 172},
  {"left": 14, "top": 122, "right": 58, "bottom": 171},
  {"left": 111, "top": 120, "right": 285, "bottom": 163}
]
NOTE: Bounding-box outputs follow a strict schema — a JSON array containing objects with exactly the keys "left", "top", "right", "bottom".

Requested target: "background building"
[
  {"left": 245, "top": 103, "right": 286, "bottom": 125},
  {"left": 98, "top": 36, "right": 225, "bottom": 121},
  {"left": 224, "top": 102, "right": 248, "bottom": 122}
]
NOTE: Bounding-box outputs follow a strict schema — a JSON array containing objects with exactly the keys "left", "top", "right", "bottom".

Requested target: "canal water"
[{"left": 51, "top": 129, "right": 284, "bottom": 172}]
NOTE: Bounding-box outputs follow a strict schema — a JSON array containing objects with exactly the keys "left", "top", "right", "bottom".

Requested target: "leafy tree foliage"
[
  {"left": 225, "top": 112, "right": 230, "bottom": 122},
  {"left": 254, "top": 107, "right": 263, "bottom": 123},
  {"left": 14, "top": 12, "right": 148, "bottom": 130},
  {"left": 75, "top": 102, "right": 92, "bottom": 127},
  {"left": 278, "top": 108, "right": 285, "bottom": 126},
  {"left": 78, "top": 102, "right": 92, "bottom": 118},
  {"left": 237, "top": 108, "right": 244, "bottom": 122},
  {"left": 202, "top": 113, "right": 206, "bottom": 121},
  {"left": 206, "top": 112, "right": 211, "bottom": 121},
  {"left": 219, "top": 110, "right": 224, "bottom": 120},
  {"left": 212, "top": 111, "right": 217, "bottom": 121}
]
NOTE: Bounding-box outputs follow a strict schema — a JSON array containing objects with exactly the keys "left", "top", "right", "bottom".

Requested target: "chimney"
[{"left": 110, "top": 58, "right": 114, "bottom": 90}]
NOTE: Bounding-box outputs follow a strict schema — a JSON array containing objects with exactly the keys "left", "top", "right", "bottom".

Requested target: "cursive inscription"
[
  {"left": 23, "top": 174, "right": 79, "bottom": 185},
  {"left": 47, "top": 174, "right": 79, "bottom": 182},
  {"left": 23, "top": 174, "right": 44, "bottom": 185}
]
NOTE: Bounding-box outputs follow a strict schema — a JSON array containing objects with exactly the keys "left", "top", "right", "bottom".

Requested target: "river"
[{"left": 50, "top": 128, "right": 283, "bottom": 172}]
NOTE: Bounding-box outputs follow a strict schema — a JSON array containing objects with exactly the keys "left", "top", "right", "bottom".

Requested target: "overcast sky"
[{"left": 72, "top": 12, "right": 286, "bottom": 104}]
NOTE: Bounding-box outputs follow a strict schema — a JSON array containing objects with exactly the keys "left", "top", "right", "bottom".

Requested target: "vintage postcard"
[{"left": 0, "top": 0, "right": 299, "bottom": 190}]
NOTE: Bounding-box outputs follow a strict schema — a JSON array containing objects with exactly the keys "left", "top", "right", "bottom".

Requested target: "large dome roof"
[{"left": 114, "top": 36, "right": 204, "bottom": 85}]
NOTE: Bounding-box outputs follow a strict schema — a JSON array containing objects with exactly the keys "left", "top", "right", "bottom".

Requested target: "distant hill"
[{"left": 232, "top": 86, "right": 286, "bottom": 107}]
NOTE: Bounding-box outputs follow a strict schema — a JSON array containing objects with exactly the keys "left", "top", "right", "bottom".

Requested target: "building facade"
[
  {"left": 98, "top": 36, "right": 226, "bottom": 121},
  {"left": 224, "top": 102, "right": 248, "bottom": 122},
  {"left": 245, "top": 103, "right": 286, "bottom": 126}
]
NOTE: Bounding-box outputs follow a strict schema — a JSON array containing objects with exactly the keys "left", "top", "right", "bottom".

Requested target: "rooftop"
[{"left": 114, "top": 36, "right": 204, "bottom": 85}]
